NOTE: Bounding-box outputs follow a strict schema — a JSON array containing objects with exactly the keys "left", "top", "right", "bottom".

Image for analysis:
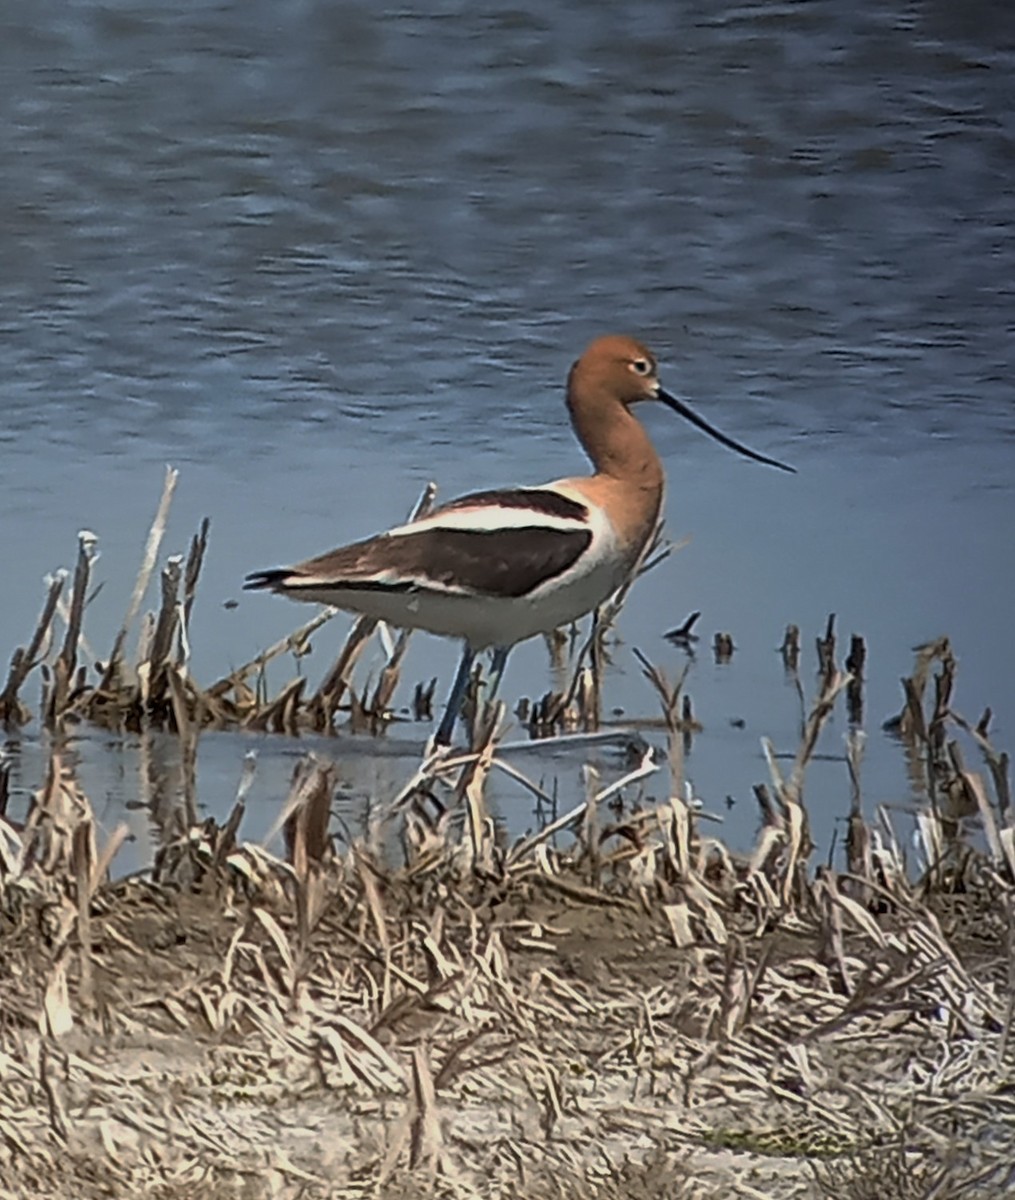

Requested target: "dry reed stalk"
[
  {"left": 71, "top": 818, "right": 95, "bottom": 1010},
  {"left": 57, "top": 532, "right": 99, "bottom": 672},
  {"left": 165, "top": 664, "right": 198, "bottom": 827},
  {"left": 815, "top": 612, "right": 836, "bottom": 689},
  {"left": 486, "top": 755, "right": 560, "bottom": 815},
  {"left": 243, "top": 676, "right": 307, "bottom": 733},
  {"left": 353, "top": 846, "right": 393, "bottom": 1003},
  {"left": 0, "top": 573, "right": 65, "bottom": 725},
  {"left": 710, "top": 941, "right": 755, "bottom": 1039},
  {"left": 368, "top": 628, "right": 411, "bottom": 732},
  {"left": 283, "top": 764, "right": 335, "bottom": 956},
  {"left": 507, "top": 746, "right": 657, "bottom": 867},
  {"left": 38, "top": 1041, "right": 70, "bottom": 1142},
  {"left": 21, "top": 750, "right": 86, "bottom": 877},
  {"left": 947, "top": 739, "right": 1015, "bottom": 881},
  {"left": 632, "top": 648, "right": 692, "bottom": 807},
  {"left": 407, "top": 1044, "right": 446, "bottom": 1175},
  {"left": 886, "top": 636, "right": 951, "bottom": 743},
  {"left": 255, "top": 755, "right": 336, "bottom": 865},
  {"left": 457, "top": 720, "right": 499, "bottom": 876},
  {"left": 952, "top": 708, "right": 1012, "bottom": 819},
  {"left": 99, "top": 465, "right": 179, "bottom": 693},
  {"left": 845, "top": 632, "right": 866, "bottom": 725},
  {"left": 412, "top": 675, "right": 437, "bottom": 724},
  {"left": 209, "top": 604, "right": 336, "bottom": 703},
  {"left": 44, "top": 532, "right": 98, "bottom": 726},
  {"left": 539, "top": 626, "right": 601, "bottom": 736},
  {"left": 306, "top": 612, "right": 375, "bottom": 729},
  {"left": 143, "top": 554, "right": 183, "bottom": 705},
  {"left": 182, "top": 515, "right": 210, "bottom": 629},
  {"left": 0, "top": 759, "right": 10, "bottom": 832},
  {"left": 543, "top": 626, "right": 569, "bottom": 676},
  {"left": 780, "top": 622, "right": 801, "bottom": 673},
  {"left": 844, "top": 729, "right": 873, "bottom": 900},
  {"left": 712, "top": 631, "right": 734, "bottom": 663},
  {"left": 758, "top": 669, "right": 852, "bottom": 906},
  {"left": 467, "top": 673, "right": 508, "bottom": 751},
  {"left": 580, "top": 764, "right": 601, "bottom": 886}
]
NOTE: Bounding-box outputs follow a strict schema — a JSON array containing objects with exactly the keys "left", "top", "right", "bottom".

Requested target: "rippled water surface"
[{"left": 2, "top": 1, "right": 1013, "bottom": 858}]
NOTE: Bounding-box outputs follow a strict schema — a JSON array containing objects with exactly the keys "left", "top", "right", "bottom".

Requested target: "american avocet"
[{"left": 245, "top": 334, "right": 792, "bottom": 745}]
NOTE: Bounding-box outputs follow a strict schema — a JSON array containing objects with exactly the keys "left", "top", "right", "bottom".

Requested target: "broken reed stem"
[
  {"left": 182, "top": 516, "right": 210, "bottom": 631},
  {"left": 100, "top": 464, "right": 179, "bottom": 692},
  {"left": 889, "top": 636, "right": 951, "bottom": 741},
  {"left": 165, "top": 666, "right": 198, "bottom": 826},
  {"left": 213, "top": 607, "right": 338, "bottom": 701},
  {"left": 543, "top": 612, "right": 602, "bottom": 732},
  {"left": 309, "top": 613, "right": 374, "bottom": 727},
  {"left": 0, "top": 573, "right": 66, "bottom": 724},
  {"left": 780, "top": 623, "right": 801, "bottom": 674},
  {"left": 632, "top": 647, "right": 690, "bottom": 804},
  {"left": 952, "top": 709, "right": 1012, "bottom": 818},
  {"left": 45, "top": 533, "right": 98, "bottom": 726},
  {"left": 368, "top": 628, "right": 412, "bottom": 733},
  {"left": 815, "top": 612, "right": 836, "bottom": 689},
  {"left": 147, "top": 556, "right": 183, "bottom": 691},
  {"left": 581, "top": 764, "right": 601, "bottom": 886},
  {"left": 760, "top": 668, "right": 853, "bottom": 904},
  {"left": 407, "top": 1044, "right": 444, "bottom": 1175},
  {"left": 845, "top": 633, "right": 866, "bottom": 725},
  {"left": 845, "top": 730, "right": 873, "bottom": 896},
  {"left": 459, "top": 727, "right": 498, "bottom": 874},
  {"left": 783, "top": 669, "right": 853, "bottom": 809},
  {"left": 507, "top": 746, "right": 657, "bottom": 865},
  {"left": 58, "top": 532, "right": 97, "bottom": 682},
  {"left": 73, "top": 818, "right": 95, "bottom": 1010}
]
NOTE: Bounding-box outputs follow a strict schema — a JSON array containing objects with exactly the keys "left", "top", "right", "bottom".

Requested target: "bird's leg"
[
  {"left": 434, "top": 644, "right": 476, "bottom": 746},
  {"left": 488, "top": 646, "right": 510, "bottom": 700}
]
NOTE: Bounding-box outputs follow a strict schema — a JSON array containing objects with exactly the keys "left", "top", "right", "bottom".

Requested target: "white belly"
[{"left": 301, "top": 534, "right": 631, "bottom": 649}]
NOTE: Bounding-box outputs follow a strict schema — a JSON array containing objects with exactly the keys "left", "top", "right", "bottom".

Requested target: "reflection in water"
[{"left": 138, "top": 729, "right": 195, "bottom": 847}]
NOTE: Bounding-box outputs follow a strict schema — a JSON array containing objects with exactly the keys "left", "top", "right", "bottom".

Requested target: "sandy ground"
[{"left": 2, "top": 831, "right": 1014, "bottom": 1200}]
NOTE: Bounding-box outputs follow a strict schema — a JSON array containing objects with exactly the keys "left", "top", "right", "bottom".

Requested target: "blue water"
[{"left": 2, "top": 1, "right": 1013, "bottom": 862}]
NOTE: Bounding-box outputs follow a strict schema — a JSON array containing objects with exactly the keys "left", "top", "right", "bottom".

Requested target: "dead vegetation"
[
  {"left": 0, "top": 474, "right": 678, "bottom": 743},
  {"left": 1, "top": 476, "right": 1014, "bottom": 1198}
]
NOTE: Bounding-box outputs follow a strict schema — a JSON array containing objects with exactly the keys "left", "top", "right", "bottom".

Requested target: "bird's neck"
[{"left": 569, "top": 396, "right": 665, "bottom": 497}]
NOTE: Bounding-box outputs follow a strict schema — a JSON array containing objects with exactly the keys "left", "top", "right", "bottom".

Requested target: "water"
[{"left": 2, "top": 1, "right": 1013, "bottom": 861}]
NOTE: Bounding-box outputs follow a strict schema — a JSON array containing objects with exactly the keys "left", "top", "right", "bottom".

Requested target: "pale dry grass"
[{"left": 2, "top": 646, "right": 1014, "bottom": 1198}]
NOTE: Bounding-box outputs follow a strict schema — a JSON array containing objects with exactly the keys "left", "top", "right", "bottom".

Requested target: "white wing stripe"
[{"left": 387, "top": 507, "right": 591, "bottom": 537}]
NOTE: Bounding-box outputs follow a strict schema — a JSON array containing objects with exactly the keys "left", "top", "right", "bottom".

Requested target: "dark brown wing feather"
[
  {"left": 440, "top": 488, "right": 589, "bottom": 522},
  {"left": 246, "top": 524, "right": 592, "bottom": 600}
]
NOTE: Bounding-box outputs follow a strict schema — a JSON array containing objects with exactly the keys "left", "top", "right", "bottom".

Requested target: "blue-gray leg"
[
  {"left": 434, "top": 643, "right": 476, "bottom": 746},
  {"left": 489, "top": 646, "right": 510, "bottom": 700}
]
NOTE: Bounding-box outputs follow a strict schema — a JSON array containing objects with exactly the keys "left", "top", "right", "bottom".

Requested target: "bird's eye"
[{"left": 631, "top": 358, "right": 652, "bottom": 376}]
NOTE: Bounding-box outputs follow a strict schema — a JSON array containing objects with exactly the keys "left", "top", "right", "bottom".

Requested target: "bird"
[{"left": 245, "top": 334, "right": 793, "bottom": 745}]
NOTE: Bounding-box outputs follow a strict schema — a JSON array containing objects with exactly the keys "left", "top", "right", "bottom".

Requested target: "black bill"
[{"left": 658, "top": 387, "right": 795, "bottom": 473}]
